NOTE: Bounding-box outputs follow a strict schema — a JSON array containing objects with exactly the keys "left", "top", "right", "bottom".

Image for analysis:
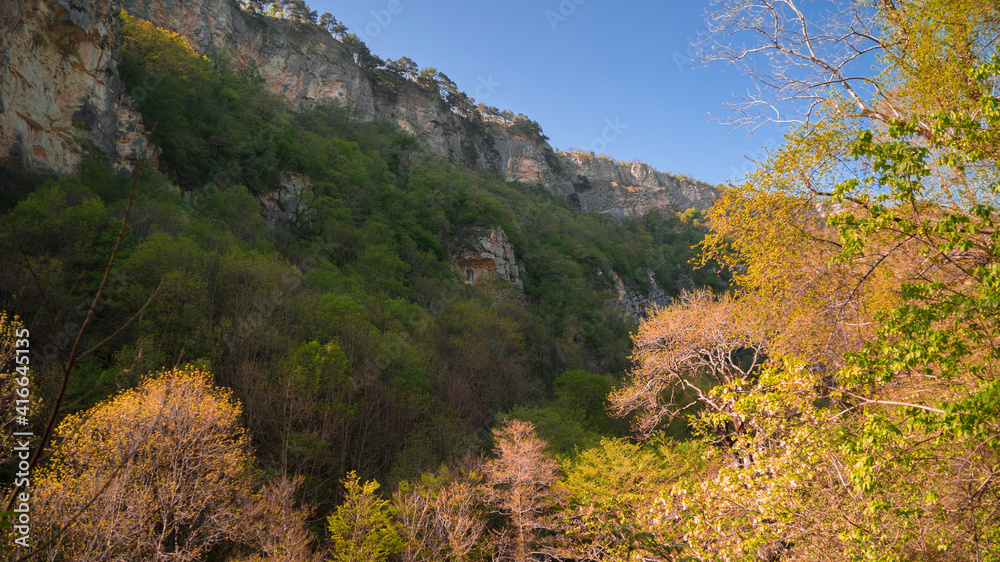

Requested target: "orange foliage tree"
[
  {"left": 609, "top": 289, "right": 768, "bottom": 448},
  {"left": 482, "top": 420, "right": 563, "bottom": 562}
]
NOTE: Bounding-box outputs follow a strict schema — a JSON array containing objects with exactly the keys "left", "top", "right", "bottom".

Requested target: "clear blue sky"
[{"left": 310, "top": 0, "right": 784, "bottom": 186}]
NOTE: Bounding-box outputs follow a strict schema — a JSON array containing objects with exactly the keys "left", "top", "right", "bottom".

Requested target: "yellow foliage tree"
[
  {"left": 120, "top": 9, "right": 210, "bottom": 80},
  {"left": 29, "top": 368, "right": 314, "bottom": 561},
  {"left": 619, "top": 0, "right": 1000, "bottom": 558},
  {"left": 326, "top": 471, "right": 403, "bottom": 562}
]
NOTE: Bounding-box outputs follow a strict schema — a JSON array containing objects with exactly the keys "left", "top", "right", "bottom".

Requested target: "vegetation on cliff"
[
  {"left": 6, "top": 0, "right": 1000, "bottom": 560},
  {"left": 0, "top": 10, "right": 721, "bottom": 560}
]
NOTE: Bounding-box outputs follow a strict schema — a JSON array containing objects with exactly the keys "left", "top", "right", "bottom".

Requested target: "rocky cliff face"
[
  {"left": 119, "top": 0, "right": 579, "bottom": 198},
  {"left": 450, "top": 225, "right": 524, "bottom": 289},
  {"left": 120, "top": 0, "right": 377, "bottom": 119},
  {"left": 118, "top": 0, "right": 715, "bottom": 218},
  {"left": 0, "top": 0, "right": 155, "bottom": 173},
  {"left": 604, "top": 268, "right": 674, "bottom": 318},
  {"left": 1, "top": 0, "right": 715, "bottom": 310},
  {"left": 2, "top": 0, "right": 717, "bottom": 219},
  {"left": 260, "top": 173, "right": 312, "bottom": 227},
  {"left": 561, "top": 153, "right": 718, "bottom": 217}
]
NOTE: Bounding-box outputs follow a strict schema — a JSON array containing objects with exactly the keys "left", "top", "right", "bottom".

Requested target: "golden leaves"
[{"left": 31, "top": 368, "right": 256, "bottom": 561}]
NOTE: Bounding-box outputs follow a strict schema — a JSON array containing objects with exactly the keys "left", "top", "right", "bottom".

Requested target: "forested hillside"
[
  {"left": 0, "top": 9, "right": 722, "bottom": 560},
  {"left": 4, "top": 0, "right": 1000, "bottom": 560}
]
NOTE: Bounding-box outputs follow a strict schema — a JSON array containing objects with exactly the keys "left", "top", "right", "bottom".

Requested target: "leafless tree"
[
  {"left": 482, "top": 420, "right": 564, "bottom": 562},
  {"left": 699, "top": 0, "right": 900, "bottom": 131},
  {"left": 393, "top": 472, "right": 485, "bottom": 562},
  {"left": 3, "top": 163, "right": 162, "bottom": 535},
  {"left": 609, "top": 289, "right": 769, "bottom": 447}
]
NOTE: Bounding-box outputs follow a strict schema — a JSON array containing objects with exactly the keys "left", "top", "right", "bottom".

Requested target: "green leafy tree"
[
  {"left": 561, "top": 437, "right": 706, "bottom": 560},
  {"left": 240, "top": 0, "right": 273, "bottom": 15},
  {"left": 416, "top": 67, "right": 439, "bottom": 90},
  {"left": 330, "top": 19, "right": 349, "bottom": 38},
  {"left": 285, "top": 0, "right": 317, "bottom": 24},
  {"left": 327, "top": 471, "right": 403, "bottom": 562},
  {"left": 825, "top": 64, "right": 1000, "bottom": 558},
  {"left": 506, "top": 370, "right": 615, "bottom": 456},
  {"left": 273, "top": 340, "right": 353, "bottom": 480},
  {"left": 340, "top": 34, "right": 380, "bottom": 70},
  {"left": 650, "top": 0, "right": 1000, "bottom": 559},
  {"left": 388, "top": 56, "right": 419, "bottom": 80}
]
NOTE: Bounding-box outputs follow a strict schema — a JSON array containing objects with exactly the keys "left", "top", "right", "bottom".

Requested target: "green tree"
[
  {"left": 655, "top": 0, "right": 1000, "bottom": 558},
  {"left": 330, "top": 19, "right": 349, "bottom": 38},
  {"left": 327, "top": 471, "right": 403, "bottom": 562},
  {"left": 285, "top": 0, "right": 317, "bottom": 24},
  {"left": 388, "top": 56, "right": 419, "bottom": 80},
  {"left": 561, "top": 437, "right": 706, "bottom": 560},
  {"left": 416, "top": 67, "right": 439, "bottom": 89},
  {"left": 273, "top": 340, "right": 353, "bottom": 480}
]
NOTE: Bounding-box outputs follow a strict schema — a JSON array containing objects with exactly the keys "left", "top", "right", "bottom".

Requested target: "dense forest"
[
  {"left": 3, "top": 0, "right": 1000, "bottom": 560},
  {"left": 0, "top": 6, "right": 718, "bottom": 561}
]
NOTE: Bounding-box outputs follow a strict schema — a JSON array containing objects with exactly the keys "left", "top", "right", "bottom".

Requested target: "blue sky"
[{"left": 309, "top": 0, "right": 787, "bottom": 186}]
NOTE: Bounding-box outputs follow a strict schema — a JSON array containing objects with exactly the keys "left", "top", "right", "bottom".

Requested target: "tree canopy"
[{"left": 604, "top": 0, "right": 1000, "bottom": 558}]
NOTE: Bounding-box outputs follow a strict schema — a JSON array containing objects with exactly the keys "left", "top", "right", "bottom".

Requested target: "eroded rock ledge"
[{"left": 450, "top": 225, "right": 524, "bottom": 289}]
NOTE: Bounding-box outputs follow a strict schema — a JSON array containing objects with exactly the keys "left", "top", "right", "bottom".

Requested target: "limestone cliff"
[
  {"left": 260, "top": 173, "right": 312, "bottom": 227},
  {"left": 2, "top": 0, "right": 718, "bottom": 219},
  {"left": 117, "top": 0, "right": 715, "bottom": 218},
  {"left": 120, "top": 0, "right": 376, "bottom": 119},
  {"left": 0, "top": 0, "right": 714, "bottom": 309},
  {"left": 605, "top": 269, "right": 675, "bottom": 318},
  {"left": 561, "top": 153, "right": 718, "bottom": 217},
  {"left": 119, "top": 0, "right": 579, "bottom": 198},
  {"left": 0, "top": 0, "right": 155, "bottom": 173},
  {"left": 450, "top": 225, "right": 524, "bottom": 289}
]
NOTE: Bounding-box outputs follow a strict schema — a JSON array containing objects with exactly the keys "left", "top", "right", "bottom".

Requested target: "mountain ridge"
[{"left": 1, "top": 0, "right": 719, "bottom": 218}]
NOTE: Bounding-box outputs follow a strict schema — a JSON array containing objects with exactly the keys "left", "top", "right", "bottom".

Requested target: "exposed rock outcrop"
[
  {"left": 120, "top": 0, "right": 377, "bottom": 119},
  {"left": 608, "top": 269, "right": 672, "bottom": 318},
  {"left": 3, "top": 0, "right": 718, "bottom": 219},
  {"left": 118, "top": 0, "right": 715, "bottom": 218},
  {"left": 561, "top": 153, "right": 718, "bottom": 217},
  {"left": 260, "top": 173, "right": 313, "bottom": 227},
  {"left": 450, "top": 225, "right": 524, "bottom": 289},
  {"left": 0, "top": 0, "right": 155, "bottom": 173}
]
